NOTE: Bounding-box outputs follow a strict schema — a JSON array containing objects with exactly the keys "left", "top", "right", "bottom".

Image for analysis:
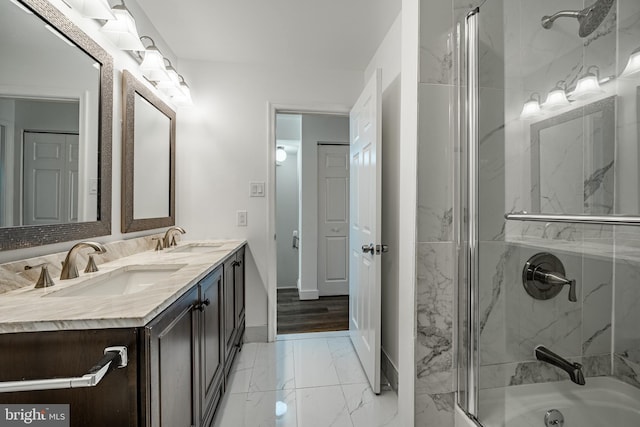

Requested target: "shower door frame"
[{"left": 457, "top": 5, "right": 481, "bottom": 423}]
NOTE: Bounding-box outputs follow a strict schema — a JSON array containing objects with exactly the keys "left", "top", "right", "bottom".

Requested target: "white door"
[
  {"left": 23, "top": 132, "right": 79, "bottom": 225},
  {"left": 349, "top": 69, "right": 382, "bottom": 394},
  {"left": 318, "top": 144, "right": 349, "bottom": 296}
]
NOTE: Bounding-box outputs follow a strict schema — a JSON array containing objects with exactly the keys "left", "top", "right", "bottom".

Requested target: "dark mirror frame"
[
  {"left": 530, "top": 95, "right": 616, "bottom": 214},
  {"left": 0, "top": 0, "right": 113, "bottom": 251},
  {"left": 121, "top": 70, "right": 176, "bottom": 233}
]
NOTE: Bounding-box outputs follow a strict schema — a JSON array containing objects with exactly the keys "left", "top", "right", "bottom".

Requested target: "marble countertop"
[{"left": 0, "top": 239, "right": 246, "bottom": 334}]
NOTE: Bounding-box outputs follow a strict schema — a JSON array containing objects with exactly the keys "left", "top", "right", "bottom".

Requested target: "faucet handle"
[
  {"left": 566, "top": 279, "right": 577, "bottom": 302},
  {"left": 152, "top": 237, "right": 163, "bottom": 251},
  {"left": 84, "top": 253, "right": 101, "bottom": 274},
  {"left": 24, "top": 263, "right": 55, "bottom": 289}
]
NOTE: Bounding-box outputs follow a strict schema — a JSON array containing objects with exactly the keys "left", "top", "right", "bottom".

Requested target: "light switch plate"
[
  {"left": 237, "top": 210, "right": 248, "bottom": 227},
  {"left": 250, "top": 181, "right": 265, "bottom": 197}
]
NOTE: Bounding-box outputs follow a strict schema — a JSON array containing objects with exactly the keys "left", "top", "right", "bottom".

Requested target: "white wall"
[
  {"left": 298, "top": 114, "right": 349, "bottom": 299},
  {"left": 364, "top": 13, "right": 402, "bottom": 374},
  {"left": 175, "top": 60, "right": 362, "bottom": 331},
  {"left": 276, "top": 149, "right": 299, "bottom": 288}
]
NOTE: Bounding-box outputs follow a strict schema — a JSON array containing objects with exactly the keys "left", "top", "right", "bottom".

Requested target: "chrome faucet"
[
  {"left": 535, "top": 345, "right": 585, "bottom": 385},
  {"left": 163, "top": 226, "right": 186, "bottom": 248},
  {"left": 60, "top": 242, "right": 107, "bottom": 280}
]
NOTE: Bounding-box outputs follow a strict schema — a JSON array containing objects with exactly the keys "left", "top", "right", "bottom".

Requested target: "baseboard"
[
  {"left": 244, "top": 325, "right": 268, "bottom": 343},
  {"left": 381, "top": 347, "right": 399, "bottom": 393},
  {"left": 298, "top": 289, "right": 319, "bottom": 300}
]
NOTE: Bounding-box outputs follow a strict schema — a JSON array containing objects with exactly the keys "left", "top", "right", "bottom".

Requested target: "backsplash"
[{"left": 0, "top": 234, "right": 161, "bottom": 294}]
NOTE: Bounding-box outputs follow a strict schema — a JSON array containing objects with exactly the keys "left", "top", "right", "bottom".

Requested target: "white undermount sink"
[
  {"left": 168, "top": 243, "right": 224, "bottom": 254},
  {"left": 45, "top": 264, "right": 187, "bottom": 297}
]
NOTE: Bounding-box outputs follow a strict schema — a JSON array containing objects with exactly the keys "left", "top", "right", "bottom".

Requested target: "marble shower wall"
[
  {"left": 477, "top": 242, "right": 614, "bottom": 389},
  {"left": 416, "top": 0, "right": 457, "bottom": 424}
]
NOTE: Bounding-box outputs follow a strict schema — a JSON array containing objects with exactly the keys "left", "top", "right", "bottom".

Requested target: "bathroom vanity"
[{"left": 0, "top": 240, "right": 246, "bottom": 427}]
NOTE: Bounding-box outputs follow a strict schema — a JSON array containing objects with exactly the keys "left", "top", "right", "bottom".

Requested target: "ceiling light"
[
  {"left": 543, "top": 81, "right": 570, "bottom": 110},
  {"left": 276, "top": 146, "right": 287, "bottom": 162},
  {"left": 621, "top": 47, "right": 640, "bottom": 77},
  {"left": 100, "top": 4, "right": 145, "bottom": 51},
  {"left": 520, "top": 92, "right": 543, "bottom": 120},
  {"left": 570, "top": 66, "right": 605, "bottom": 100},
  {"left": 63, "top": 0, "right": 114, "bottom": 19}
]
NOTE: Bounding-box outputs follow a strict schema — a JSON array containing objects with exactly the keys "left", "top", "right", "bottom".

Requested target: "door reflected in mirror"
[{"left": 122, "top": 70, "right": 175, "bottom": 233}]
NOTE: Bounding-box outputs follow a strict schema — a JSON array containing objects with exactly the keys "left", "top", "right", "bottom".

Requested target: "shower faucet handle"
[
  {"left": 566, "top": 279, "right": 577, "bottom": 302},
  {"left": 523, "top": 253, "right": 578, "bottom": 303}
]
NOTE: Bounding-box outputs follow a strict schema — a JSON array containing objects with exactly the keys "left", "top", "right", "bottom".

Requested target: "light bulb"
[{"left": 276, "top": 147, "right": 287, "bottom": 162}]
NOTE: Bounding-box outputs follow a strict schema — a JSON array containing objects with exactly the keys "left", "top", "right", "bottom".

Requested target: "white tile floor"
[{"left": 212, "top": 332, "right": 400, "bottom": 427}]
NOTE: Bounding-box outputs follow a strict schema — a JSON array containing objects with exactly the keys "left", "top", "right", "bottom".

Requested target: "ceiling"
[{"left": 134, "top": 0, "right": 401, "bottom": 70}]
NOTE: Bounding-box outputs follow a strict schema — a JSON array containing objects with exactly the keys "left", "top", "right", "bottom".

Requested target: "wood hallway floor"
[{"left": 276, "top": 288, "right": 349, "bottom": 335}]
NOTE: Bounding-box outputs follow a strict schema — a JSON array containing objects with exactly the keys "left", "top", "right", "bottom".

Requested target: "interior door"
[
  {"left": 22, "top": 131, "right": 79, "bottom": 225},
  {"left": 318, "top": 144, "right": 350, "bottom": 296},
  {"left": 349, "top": 69, "right": 382, "bottom": 394}
]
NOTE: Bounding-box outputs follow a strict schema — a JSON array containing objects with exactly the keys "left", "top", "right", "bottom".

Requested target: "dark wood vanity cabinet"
[
  {"left": 143, "top": 246, "right": 245, "bottom": 427},
  {"left": 143, "top": 285, "right": 199, "bottom": 427},
  {"left": 0, "top": 246, "right": 245, "bottom": 427},
  {"left": 223, "top": 247, "right": 246, "bottom": 377},
  {"left": 143, "top": 267, "right": 225, "bottom": 427},
  {"left": 0, "top": 328, "right": 140, "bottom": 427}
]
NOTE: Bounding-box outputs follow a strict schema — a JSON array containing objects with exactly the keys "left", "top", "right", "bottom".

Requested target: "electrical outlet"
[{"left": 237, "top": 210, "right": 248, "bottom": 227}]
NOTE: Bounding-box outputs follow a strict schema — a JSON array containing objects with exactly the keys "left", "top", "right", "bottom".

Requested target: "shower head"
[{"left": 541, "top": 0, "right": 614, "bottom": 38}]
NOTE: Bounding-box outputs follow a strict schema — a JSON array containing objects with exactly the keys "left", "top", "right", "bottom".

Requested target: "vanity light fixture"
[
  {"left": 520, "top": 92, "right": 543, "bottom": 120},
  {"left": 542, "top": 81, "right": 571, "bottom": 110},
  {"left": 139, "top": 36, "right": 170, "bottom": 82},
  {"left": 570, "top": 66, "right": 605, "bottom": 100},
  {"left": 171, "top": 75, "right": 193, "bottom": 106},
  {"left": 621, "top": 47, "right": 640, "bottom": 77},
  {"left": 62, "top": 0, "right": 114, "bottom": 20},
  {"left": 276, "top": 146, "right": 287, "bottom": 162},
  {"left": 156, "top": 59, "right": 183, "bottom": 97},
  {"left": 100, "top": 2, "right": 145, "bottom": 51}
]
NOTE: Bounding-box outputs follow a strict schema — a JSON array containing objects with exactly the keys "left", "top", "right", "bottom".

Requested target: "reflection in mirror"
[
  {"left": 531, "top": 96, "right": 615, "bottom": 215},
  {"left": 122, "top": 70, "right": 175, "bottom": 233},
  {"left": 0, "top": 0, "right": 112, "bottom": 250}
]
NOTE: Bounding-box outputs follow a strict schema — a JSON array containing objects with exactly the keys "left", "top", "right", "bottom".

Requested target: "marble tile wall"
[
  {"left": 416, "top": 0, "right": 457, "bottom": 424},
  {"left": 0, "top": 235, "right": 160, "bottom": 294}
]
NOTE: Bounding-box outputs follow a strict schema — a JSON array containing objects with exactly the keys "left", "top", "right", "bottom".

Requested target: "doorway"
[{"left": 274, "top": 112, "right": 350, "bottom": 335}]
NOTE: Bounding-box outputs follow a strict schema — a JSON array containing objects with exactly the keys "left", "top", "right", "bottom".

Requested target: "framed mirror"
[
  {"left": 531, "top": 95, "right": 616, "bottom": 215},
  {"left": 121, "top": 70, "right": 175, "bottom": 233},
  {"left": 0, "top": 0, "right": 113, "bottom": 250}
]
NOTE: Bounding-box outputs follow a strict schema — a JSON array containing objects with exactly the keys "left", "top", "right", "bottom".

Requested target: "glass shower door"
[{"left": 459, "top": 0, "right": 640, "bottom": 425}]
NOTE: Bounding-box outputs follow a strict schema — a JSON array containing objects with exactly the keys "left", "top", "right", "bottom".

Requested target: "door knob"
[{"left": 361, "top": 244, "right": 374, "bottom": 254}]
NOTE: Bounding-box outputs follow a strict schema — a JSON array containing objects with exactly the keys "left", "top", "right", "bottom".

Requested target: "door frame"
[{"left": 267, "top": 103, "right": 350, "bottom": 342}]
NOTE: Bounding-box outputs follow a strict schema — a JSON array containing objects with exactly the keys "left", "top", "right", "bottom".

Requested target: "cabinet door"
[
  {"left": 146, "top": 287, "right": 198, "bottom": 427},
  {"left": 223, "top": 258, "right": 236, "bottom": 363},
  {"left": 233, "top": 248, "right": 245, "bottom": 344},
  {"left": 199, "top": 267, "right": 224, "bottom": 425}
]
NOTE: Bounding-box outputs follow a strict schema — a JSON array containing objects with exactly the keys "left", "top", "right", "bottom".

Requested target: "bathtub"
[{"left": 477, "top": 377, "right": 640, "bottom": 426}]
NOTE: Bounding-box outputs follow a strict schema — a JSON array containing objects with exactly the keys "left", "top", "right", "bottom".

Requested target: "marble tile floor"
[{"left": 213, "top": 331, "right": 400, "bottom": 427}]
